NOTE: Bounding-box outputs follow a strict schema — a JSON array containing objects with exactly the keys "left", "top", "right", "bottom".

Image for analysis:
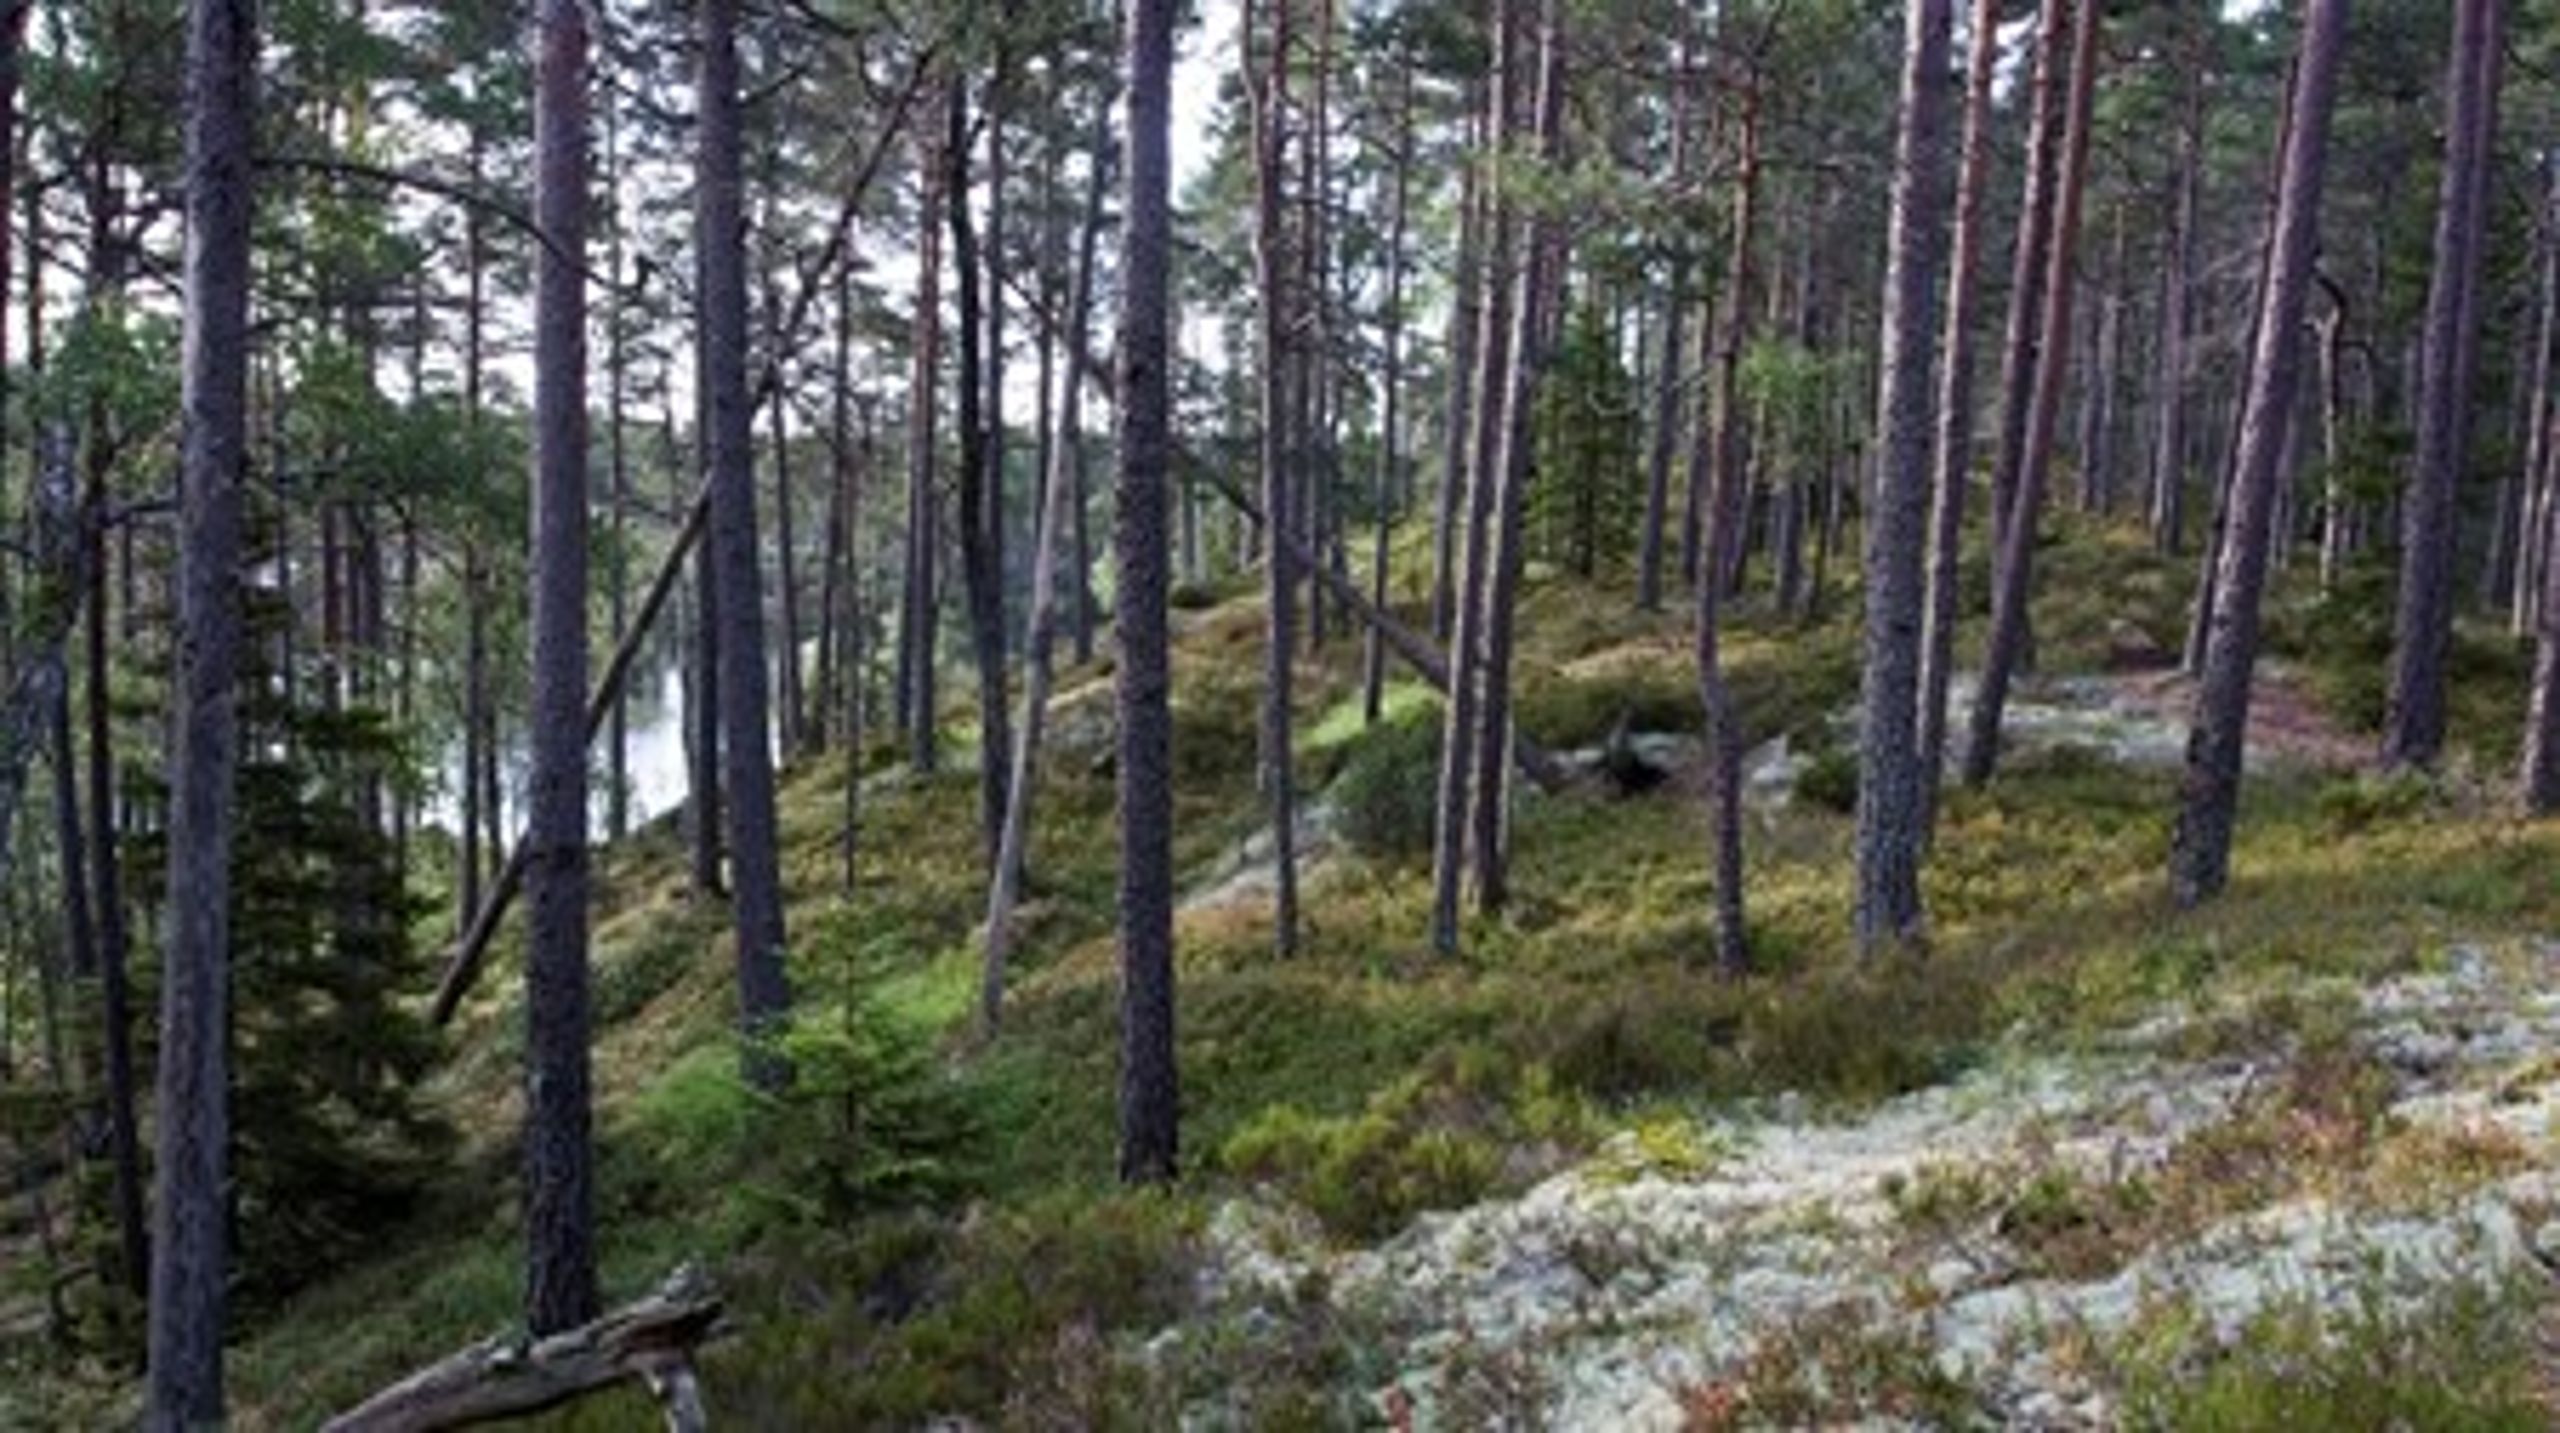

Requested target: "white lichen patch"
[{"left": 1185, "top": 950, "right": 2560, "bottom": 1429}]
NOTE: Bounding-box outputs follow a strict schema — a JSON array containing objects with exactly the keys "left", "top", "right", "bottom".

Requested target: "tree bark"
[
  {"left": 1962, "top": 0, "right": 2100, "bottom": 786},
  {"left": 1466, "top": 0, "right": 1563, "bottom": 914},
  {"left": 524, "top": 0, "right": 599, "bottom": 1337},
  {"left": 948, "top": 80, "right": 1013, "bottom": 877},
  {"left": 1116, "top": 0, "right": 1179, "bottom": 1185},
  {"left": 323, "top": 1265, "right": 721, "bottom": 1433},
  {"left": 1431, "top": 5, "right": 1517, "bottom": 957},
  {"left": 1982, "top": 0, "right": 2070, "bottom": 565},
  {"left": 2150, "top": 28, "right": 2205, "bottom": 556},
  {"left": 1855, "top": 0, "right": 1954, "bottom": 950},
  {"left": 2169, "top": 0, "right": 2346, "bottom": 905},
  {"left": 902, "top": 122, "right": 944, "bottom": 775},
  {"left": 697, "top": 0, "right": 792, "bottom": 1087},
  {"left": 1246, "top": 0, "right": 1300, "bottom": 956},
  {"left": 1362, "top": 51, "right": 1414, "bottom": 723},
  {"left": 981, "top": 79, "right": 1114, "bottom": 1033},
  {"left": 1915, "top": 0, "right": 2001, "bottom": 841},
  {"left": 1637, "top": 26, "right": 1694, "bottom": 615},
  {"left": 2385, "top": 0, "right": 2504, "bottom": 770},
  {"left": 148, "top": 0, "right": 256, "bottom": 1418}
]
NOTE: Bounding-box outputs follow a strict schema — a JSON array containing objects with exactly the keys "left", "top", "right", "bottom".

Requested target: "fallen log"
[{"left": 322, "top": 1264, "right": 723, "bottom": 1433}]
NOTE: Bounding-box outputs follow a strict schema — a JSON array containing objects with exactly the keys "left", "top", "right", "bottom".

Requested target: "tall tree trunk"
[
  {"left": 948, "top": 80, "right": 1013, "bottom": 877},
  {"left": 981, "top": 73, "right": 1114, "bottom": 1032},
  {"left": 1362, "top": 52, "right": 1414, "bottom": 723},
  {"left": 902, "top": 124, "right": 944, "bottom": 774},
  {"left": 148, "top": 0, "right": 256, "bottom": 1417},
  {"left": 2513, "top": 175, "right": 2559, "bottom": 633},
  {"left": 1915, "top": 0, "right": 2001, "bottom": 841},
  {"left": 1982, "top": 0, "right": 2070, "bottom": 567},
  {"left": 1430, "top": 95, "right": 1482, "bottom": 644},
  {"left": 1116, "top": 0, "right": 1179, "bottom": 1185},
  {"left": 1637, "top": 27, "right": 1694, "bottom": 614},
  {"left": 2168, "top": 0, "right": 2346, "bottom": 905},
  {"left": 2385, "top": 0, "right": 2504, "bottom": 770},
  {"left": 605, "top": 92, "right": 630, "bottom": 841},
  {"left": 1246, "top": 0, "right": 1300, "bottom": 956},
  {"left": 524, "top": 0, "right": 598, "bottom": 1337},
  {"left": 1856, "top": 0, "right": 1954, "bottom": 950},
  {"left": 1431, "top": 11, "right": 1517, "bottom": 958},
  {"left": 685, "top": 400, "right": 724, "bottom": 901},
  {"left": 697, "top": 0, "right": 792, "bottom": 1087},
  {"left": 766, "top": 294, "right": 805, "bottom": 760},
  {"left": 2150, "top": 31, "right": 2205, "bottom": 556},
  {"left": 1962, "top": 0, "right": 2100, "bottom": 786},
  {"left": 1466, "top": 0, "right": 1562, "bottom": 915},
  {"left": 1694, "top": 72, "right": 1762, "bottom": 978}
]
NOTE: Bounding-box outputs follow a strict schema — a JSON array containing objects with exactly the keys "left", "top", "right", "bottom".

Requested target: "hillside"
[{"left": 15, "top": 515, "right": 2560, "bottom": 1428}]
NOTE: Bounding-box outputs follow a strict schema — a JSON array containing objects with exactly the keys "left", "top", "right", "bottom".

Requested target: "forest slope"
[{"left": 15, "top": 516, "right": 2560, "bottom": 1428}]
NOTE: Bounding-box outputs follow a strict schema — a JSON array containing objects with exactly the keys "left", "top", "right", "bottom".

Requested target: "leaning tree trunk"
[
  {"left": 2385, "top": 0, "right": 2504, "bottom": 771},
  {"left": 1915, "top": 0, "right": 2002, "bottom": 842},
  {"left": 2168, "top": 0, "right": 2346, "bottom": 906},
  {"left": 1855, "top": 0, "right": 1955, "bottom": 950},
  {"left": 697, "top": 0, "right": 792, "bottom": 1087},
  {"left": 1962, "top": 0, "right": 2100, "bottom": 787},
  {"left": 147, "top": 0, "right": 256, "bottom": 1419},
  {"left": 980, "top": 81, "right": 1113, "bottom": 1033},
  {"left": 1981, "top": 0, "right": 2070, "bottom": 568}
]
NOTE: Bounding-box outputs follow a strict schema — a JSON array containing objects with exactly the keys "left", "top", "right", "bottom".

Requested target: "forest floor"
[{"left": 11, "top": 514, "right": 2560, "bottom": 1429}]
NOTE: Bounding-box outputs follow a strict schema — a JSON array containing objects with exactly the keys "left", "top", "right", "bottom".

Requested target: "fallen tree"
[{"left": 321, "top": 1264, "right": 723, "bottom": 1433}]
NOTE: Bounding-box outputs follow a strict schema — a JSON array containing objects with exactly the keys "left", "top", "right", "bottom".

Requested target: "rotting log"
[{"left": 321, "top": 1264, "right": 722, "bottom": 1433}]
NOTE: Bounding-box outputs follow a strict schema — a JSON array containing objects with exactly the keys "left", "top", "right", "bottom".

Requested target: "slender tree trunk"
[
  {"left": 1962, "top": 0, "right": 2100, "bottom": 786},
  {"left": 948, "top": 80, "right": 1013, "bottom": 876},
  {"left": 1246, "top": 0, "right": 1300, "bottom": 956},
  {"left": 148, "top": 0, "right": 256, "bottom": 1417},
  {"left": 605, "top": 92, "right": 630, "bottom": 841},
  {"left": 1430, "top": 97, "right": 1482, "bottom": 644},
  {"left": 1697, "top": 78, "right": 1762, "bottom": 978},
  {"left": 981, "top": 77, "right": 1114, "bottom": 1032},
  {"left": 767, "top": 298, "right": 805, "bottom": 760},
  {"left": 524, "top": 0, "right": 598, "bottom": 1336},
  {"left": 1465, "top": 0, "right": 1563, "bottom": 914},
  {"left": 1116, "top": 0, "right": 1179, "bottom": 1185},
  {"left": 686, "top": 403, "right": 724, "bottom": 901},
  {"left": 2385, "top": 0, "right": 2504, "bottom": 770},
  {"left": 697, "top": 0, "right": 792, "bottom": 1087},
  {"left": 1915, "top": 0, "right": 2001, "bottom": 840},
  {"left": 1637, "top": 28, "right": 1694, "bottom": 614},
  {"left": 1431, "top": 15, "right": 1516, "bottom": 957},
  {"left": 1362, "top": 54, "right": 1414, "bottom": 723},
  {"left": 2151, "top": 34, "right": 2205, "bottom": 556},
  {"left": 2514, "top": 175, "right": 2559, "bottom": 634},
  {"left": 1856, "top": 0, "right": 1954, "bottom": 950},
  {"left": 2169, "top": 0, "right": 2346, "bottom": 905},
  {"left": 1983, "top": 0, "right": 2070, "bottom": 567},
  {"left": 903, "top": 124, "right": 944, "bottom": 774}
]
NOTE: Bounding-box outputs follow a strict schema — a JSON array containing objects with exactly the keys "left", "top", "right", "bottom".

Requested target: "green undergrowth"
[{"left": 175, "top": 522, "right": 2560, "bottom": 1424}]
